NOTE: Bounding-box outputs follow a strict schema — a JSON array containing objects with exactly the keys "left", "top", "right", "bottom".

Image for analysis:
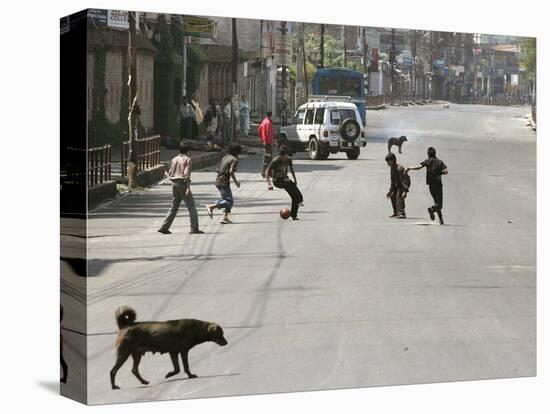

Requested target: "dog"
[
  {"left": 387, "top": 135, "right": 408, "bottom": 154},
  {"left": 110, "top": 306, "right": 228, "bottom": 390},
  {"left": 60, "top": 305, "right": 68, "bottom": 383}
]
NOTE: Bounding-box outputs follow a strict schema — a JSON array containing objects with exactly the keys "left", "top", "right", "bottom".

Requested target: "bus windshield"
[
  {"left": 341, "top": 77, "right": 362, "bottom": 96},
  {"left": 318, "top": 77, "right": 339, "bottom": 95}
]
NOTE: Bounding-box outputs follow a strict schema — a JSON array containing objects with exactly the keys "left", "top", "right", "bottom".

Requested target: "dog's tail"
[{"left": 115, "top": 306, "right": 136, "bottom": 329}]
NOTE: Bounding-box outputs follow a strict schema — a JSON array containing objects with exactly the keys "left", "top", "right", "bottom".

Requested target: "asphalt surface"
[{"left": 61, "top": 103, "right": 536, "bottom": 404}]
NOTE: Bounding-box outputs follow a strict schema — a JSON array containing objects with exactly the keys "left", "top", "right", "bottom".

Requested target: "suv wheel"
[
  {"left": 346, "top": 147, "right": 360, "bottom": 160},
  {"left": 309, "top": 138, "right": 321, "bottom": 160},
  {"left": 340, "top": 118, "right": 361, "bottom": 141}
]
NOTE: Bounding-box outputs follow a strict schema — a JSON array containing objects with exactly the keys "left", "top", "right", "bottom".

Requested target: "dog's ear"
[{"left": 207, "top": 323, "right": 218, "bottom": 335}]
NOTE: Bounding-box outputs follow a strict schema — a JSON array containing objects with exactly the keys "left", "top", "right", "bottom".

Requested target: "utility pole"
[
  {"left": 182, "top": 15, "right": 187, "bottom": 98},
  {"left": 127, "top": 11, "right": 139, "bottom": 189},
  {"left": 341, "top": 25, "right": 347, "bottom": 67},
  {"left": 412, "top": 30, "right": 416, "bottom": 99},
  {"left": 320, "top": 24, "right": 325, "bottom": 68},
  {"left": 429, "top": 31, "right": 434, "bottom": 101},
  {"left": 362, "top": 27, "right": 369, "bottom": 94},
  {"left": 390, "top": 28, "right": 396, "bottom": 100},
  {"left": 280, "top": 21, "right": 288, "bottom": 126},
  {"left": 302, "top": 22, "right": 309, "bottom": 99},
  {"left": 231, "top": 18, "right": 238, "bottom": 142}
]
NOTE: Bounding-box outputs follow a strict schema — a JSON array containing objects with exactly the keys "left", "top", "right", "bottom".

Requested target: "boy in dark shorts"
[
  {"left": 407, "top": 147, "right": 448, "bottom": 225},
  {"left": 266, "top": 146, "right": 303, "bottom": 220},
  {"left": 205, "top": 144, "right": 242, "bottom": 224},
  {"left": 385, "top": 152, "right": 410, "bottom": 219}
]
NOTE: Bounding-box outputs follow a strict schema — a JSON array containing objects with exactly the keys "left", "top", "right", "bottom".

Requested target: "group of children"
[
  {"left": 158, "top": 140, "right": 303, "bottom": 235},
  {"left": 385, "top": 146, "right": 448, "bottom": 225},
  {"left": 157, "top": 128, "right": 448, "bottom": 235}
]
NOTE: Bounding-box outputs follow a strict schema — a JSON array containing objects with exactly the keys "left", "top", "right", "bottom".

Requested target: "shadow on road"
[
  {"left": 36, "top": 381, "right": 59, "bottom": 395},
  {"left": 162, "top": 372, "right": 241, "bottom": 385}
]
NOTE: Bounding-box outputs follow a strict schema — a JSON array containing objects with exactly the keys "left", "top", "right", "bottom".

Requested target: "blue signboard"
[{"left": 402, "top": 57, "right": 413, "bottom": 67}]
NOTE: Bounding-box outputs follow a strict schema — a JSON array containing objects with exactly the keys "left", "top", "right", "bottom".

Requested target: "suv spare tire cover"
[{"left": 340, "top": 118, "right": 361, "bottom": 141}]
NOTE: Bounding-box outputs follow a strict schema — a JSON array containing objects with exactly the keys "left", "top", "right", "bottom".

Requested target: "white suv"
[{"left": 278, "top": 97, "right": 367, "bottom": 160}]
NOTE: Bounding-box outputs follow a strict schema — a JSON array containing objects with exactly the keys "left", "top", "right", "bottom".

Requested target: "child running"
[
  {"left": 407, "top": 146, "right": 448, "bottom": 225},
  {"left": 205, "top": 144, "right": 242, "bottom": 224}
]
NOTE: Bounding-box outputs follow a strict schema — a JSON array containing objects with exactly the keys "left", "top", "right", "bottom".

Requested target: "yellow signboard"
[{"left": 184, "top": 16, "right": 216, "bottom": 38}]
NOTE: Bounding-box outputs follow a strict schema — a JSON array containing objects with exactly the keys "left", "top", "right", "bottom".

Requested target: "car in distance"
[{"left": 278, "top": 96, "right": 367, "bottom": 160}]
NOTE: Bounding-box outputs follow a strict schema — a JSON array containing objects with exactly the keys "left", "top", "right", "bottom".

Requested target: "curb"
[{"left": 91, "top": 152, "right": 226, "bottom": 209}]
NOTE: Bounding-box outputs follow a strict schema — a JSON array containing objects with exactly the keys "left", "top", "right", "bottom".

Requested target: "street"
[{"left": 64, "top": 103, "right": 535, "bottom": 404}]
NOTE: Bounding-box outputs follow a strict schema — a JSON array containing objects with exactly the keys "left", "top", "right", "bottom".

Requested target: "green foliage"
[
  {"left": 154, "top": 14, "right": 206, "bottom": 138},
  {"left": 521, "top": 38, "right": 536, "bottom": 81},
  {"left": 305, "top": 33, "right": 347, "bottom": 69},
  {"left": 153, "top": 14, "right": 177, "bottom": 137}
]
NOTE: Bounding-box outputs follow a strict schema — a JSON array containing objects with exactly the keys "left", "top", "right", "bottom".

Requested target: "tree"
[
  {"left": 305, "top": 32, "right": 343, "bottom": 68},
  {"left": 520, "top": 37, "right": 536, "bottom": 123},
  {"left": 521, "top": 37, "right": 536, "bottom": 80},
  {"left": 152, "top": 14, "right": 177, "bottom": 137}
]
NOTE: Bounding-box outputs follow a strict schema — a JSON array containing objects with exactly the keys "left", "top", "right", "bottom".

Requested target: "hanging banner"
[
  {"left": 274, "top": 33, "right": 292, "bottom": 66},
  {"left": 184, "top": 16, "right": 216, "bottom": 38}
]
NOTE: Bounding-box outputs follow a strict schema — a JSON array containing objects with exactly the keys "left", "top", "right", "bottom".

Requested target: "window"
[
  {"left": 304, "top": 109, "right": 315, "bottom": 125},
  {"left": 341, "top": 77, "right": 362, "bottom": 96},
  {"left": 319, "top": 77, "right": 339, "bottom": 95},
  {"left": 330, "top": 108, "right": 357, "bottom": 125},
  {"left": 314, "top": 108, "right": 325, "bottom": 124},
  {"left": 295, "top": 109, "right": 306, "bottom": 123}
]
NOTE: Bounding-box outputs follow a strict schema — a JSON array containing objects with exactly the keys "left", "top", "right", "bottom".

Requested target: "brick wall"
[
  {"left": 137, "top": 54, "right": 154, "bottom": 131},
  {"left": 104, "top": 51, "right": 123, "bottom": 125},
  {"left": 87, "top": 53, "right": 94, "bottom": 122},
  {"left": 88, "top": 50, "right": 154, "bottom": 133}
]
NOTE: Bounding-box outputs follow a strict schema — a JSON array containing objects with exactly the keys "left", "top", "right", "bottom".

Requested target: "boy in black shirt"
[
  {"left": 205, "top": 144, "right": 241, "bottom": 224},
  {"left": 266, "top": 146, "right": 303, "bottom": 220},
  {"left": 385, "top": 153, "right": 409, "bottom": 219},
  {"left": 407, "top": 147, "right": 448, "bottom": 225}
]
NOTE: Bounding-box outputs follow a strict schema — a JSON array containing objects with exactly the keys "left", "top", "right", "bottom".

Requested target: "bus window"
[
  {"left": 314, "top": 108, "right": 325, "bottom": 124},
  {"left": 304, "top": 109, "right": 315, "bottom": 125},
  {"left": 319, "top": 77, "right": 339, "bottom": 95},
  {"left": 341, "top": 77, "right": 361, "bottom": 96}
]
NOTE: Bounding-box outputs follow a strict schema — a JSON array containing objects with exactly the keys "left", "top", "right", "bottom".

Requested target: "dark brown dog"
[
  {"left": 110, "top": 306, "right": 228, "bottom": 390},
  {"left": 60, "top": 305, "right": 68, "bottom": 383},
  {"left": 387, "top": 135, "right": 408, "bottom": 154}
]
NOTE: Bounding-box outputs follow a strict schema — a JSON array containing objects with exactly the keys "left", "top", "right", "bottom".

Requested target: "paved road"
[{"left": 61, "top": 103, "right": 536, "bottom": 404}]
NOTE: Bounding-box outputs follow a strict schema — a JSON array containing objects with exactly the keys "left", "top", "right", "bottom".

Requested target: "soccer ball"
[{"left": 280, "top": 208, "right": 291, "bottom": 220}]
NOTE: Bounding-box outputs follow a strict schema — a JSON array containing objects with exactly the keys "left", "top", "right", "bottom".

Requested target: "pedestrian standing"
[
  {"left": 191, "top": 96, "right": 203, "bottom": 139},
  {"left": 222, "top": 97, "right": 232, "bottom": 147},
  {"left": 239, "top": 95, "right": 250, "bottom": 137},
  {"left": 385, "top": 152, "right": 409, "bottom": 219},
  {"left": 180, "top": 96, "right": 196, "bottom": 140},
  {"left": 205, "top": 99, "right": 218, "bottom": 145},
  {"left": 407, "top": 147, "right": 448, "bottom": 225},
  {"left": 205, "top": 144, "right": 242, "bottom": 224},
  {"left": 258, "top": 111, "right": 274, "bottom": 178},
  {"left": 158, "top": 143, "right": 204, "bottom": 234},
  {"left": 266, "top": 146, "right": 303, "bottom": 220}
]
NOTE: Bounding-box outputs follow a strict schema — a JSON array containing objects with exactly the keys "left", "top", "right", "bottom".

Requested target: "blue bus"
[{"left": 311, "top": 68, "right": 367, "bottom": 125}]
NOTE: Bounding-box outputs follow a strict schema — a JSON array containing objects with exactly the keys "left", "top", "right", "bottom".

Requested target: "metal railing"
[
  {"left": 88, "top": 145, "right": 112, "bottom": 187},
  {"left": 63, "top": 147, "right": 86, "bottom": 185},
  {"left": 121, "top": 135, "right": 161, "bottom": 177}
]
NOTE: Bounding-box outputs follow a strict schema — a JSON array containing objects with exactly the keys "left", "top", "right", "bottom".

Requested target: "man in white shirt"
[{"left": 158, "top": 143, "right": 204, "bottom": 234}]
